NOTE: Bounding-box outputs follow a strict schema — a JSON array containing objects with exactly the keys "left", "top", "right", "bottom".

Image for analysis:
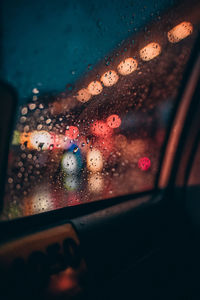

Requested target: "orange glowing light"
[
  {"left": 76, "top": 88, "right": 91, "bottom": 102},
  {"left": 117, "top": 58, "right": 138, "bottom": 75},
  {"left": 140, "top": 42, "right": 161, "bottom": 61},
  {"left": 87, "top": 81, "right": 103, "bottom": 95},
  {"left": 88, "top": 173, "right": 104, "bottom": 193},
  {"left": 101, "top": 70, "right": 119, "bottom": 87},
  {"left": 91, "top": 121, "right": 113, "bottom": 137},
  {"left": 65, "top": 126, "right": 79, "bottom": 140},
  {"left": 20, "top": 132, "right": 32, "bottom": 149},
  {"left": 87, "top": 148, "right": 103, "bottom": 172},
  {"left": 167, "top": 21, "right": 193, "bottom": 43},
  {"left": 107, "top": 114, "right": 121, "bottom": 128}
]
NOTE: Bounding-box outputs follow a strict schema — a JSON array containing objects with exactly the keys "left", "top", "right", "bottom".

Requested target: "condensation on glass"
[{"left": 1, "top": 0, "right": 199, "bottom": 220}]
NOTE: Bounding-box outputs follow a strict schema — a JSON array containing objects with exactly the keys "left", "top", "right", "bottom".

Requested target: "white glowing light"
[
  {"left": 88, "top": 174, "right": 104, "bottom": 193},
  {"left": 140, "top": 42, "right": 161, "bottom": 61},
  {"left": 32, "top": 189, "right": 53, "bottom": 213},
  {"left": 64, "top": 175, "right": 78, "bottom": 191},
  {"left": 101, "top": 70, "right": 119, "bottom": 87},
  {"left": 167, "top": 22, "right": 193, "bottom": 43},
  {"left": 117, "top": 58, "right": 138, "bottom": 75},
  {"left": 87, "top": 148, "right": 103, "bottom": 172},
  {"left": 61, "top": 152, "right": 78, "bottom": 174},
  {"left": 87, "top": 81, "right": 103, "bottom": 95},
  {"left": 32, "top": 88, "right": 39, "bottom": 94},
  {"left": 76, "top": 88, "right": 92, "bottom": 102},
  {"left": 30, "top": 131, "right": 52, "bottom": 150}
]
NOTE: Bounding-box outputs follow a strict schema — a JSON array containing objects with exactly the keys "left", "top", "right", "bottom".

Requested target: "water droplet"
[
  {"left": 20, "top": 116, "right": 26, "bottom": 123},
  {"left": 16, "top": 184, "right": 21, "bottom": 190},
  {"left": 32, "top": 88, "right": 39, "bottom": 94},
  {"left": 21, "top": 153, "right": 26, "bottom": 159},
  {"left": 18, "top": 161, "right": 23, "bottom": 167},
  {"left": 73, "top": 146, "right": 78, "bottom": 153},
  {"left": 21, "top": 107, "right": 28, "bottom": 115},
  {"left": 8, "top": 177, "right": 13, "bottom": 184},
  {"left": 37, "top": 124, "right": 43, "bottom": 130},
  {"left": 24, "top": 125, "right": 29, "bottom": 132},
  {"left": 33, "top": 95, "right": 38, "bottom": 101},
  {"left": 29, "top": 103, "right": 36, "bottom": 110}
]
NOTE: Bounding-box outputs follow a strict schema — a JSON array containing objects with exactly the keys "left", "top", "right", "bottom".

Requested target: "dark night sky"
[{"left": 1, "top": 0, "right": 175, "bottom": 103}]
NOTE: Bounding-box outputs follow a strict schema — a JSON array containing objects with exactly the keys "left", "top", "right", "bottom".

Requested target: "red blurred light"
[
  {"left": 49, "top": 268, "right": 78, "bottom": 294},
  {"left": 91, "top": 121, "right": 113, "bottom": 137},
  {"left": 67, "top": 193, "right": 80, "bottom": 206},
  {"left": 65, "top": 126, "right": 79, "bottom": 140},
  {"left": 107, "top": 114, "right": 121, "bottom": 128},
  {"left": 95, "top": 137, "right": 113, "bottom": 158},
  {"left": 138, "top": 157, "right": 151, "bottom": 171}
]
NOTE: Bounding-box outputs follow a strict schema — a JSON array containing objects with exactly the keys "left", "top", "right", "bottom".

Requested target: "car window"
[{"left": 1, "top": 0, "right": 199, "bottom": 219}]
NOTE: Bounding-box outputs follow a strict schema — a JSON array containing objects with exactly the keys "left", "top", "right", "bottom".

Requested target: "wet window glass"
[{"left": 1, "top": 0, "right": 200, "bottom": 219}]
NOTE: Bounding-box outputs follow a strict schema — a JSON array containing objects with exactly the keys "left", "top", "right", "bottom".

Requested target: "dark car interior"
[{"left": 0, "top": 0, "right": 200, "bottom": 299}]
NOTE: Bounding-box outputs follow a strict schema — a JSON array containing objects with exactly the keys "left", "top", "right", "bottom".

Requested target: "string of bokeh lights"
[{"left": 76, "top": 22, "right": 193, "bottom": 103}]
